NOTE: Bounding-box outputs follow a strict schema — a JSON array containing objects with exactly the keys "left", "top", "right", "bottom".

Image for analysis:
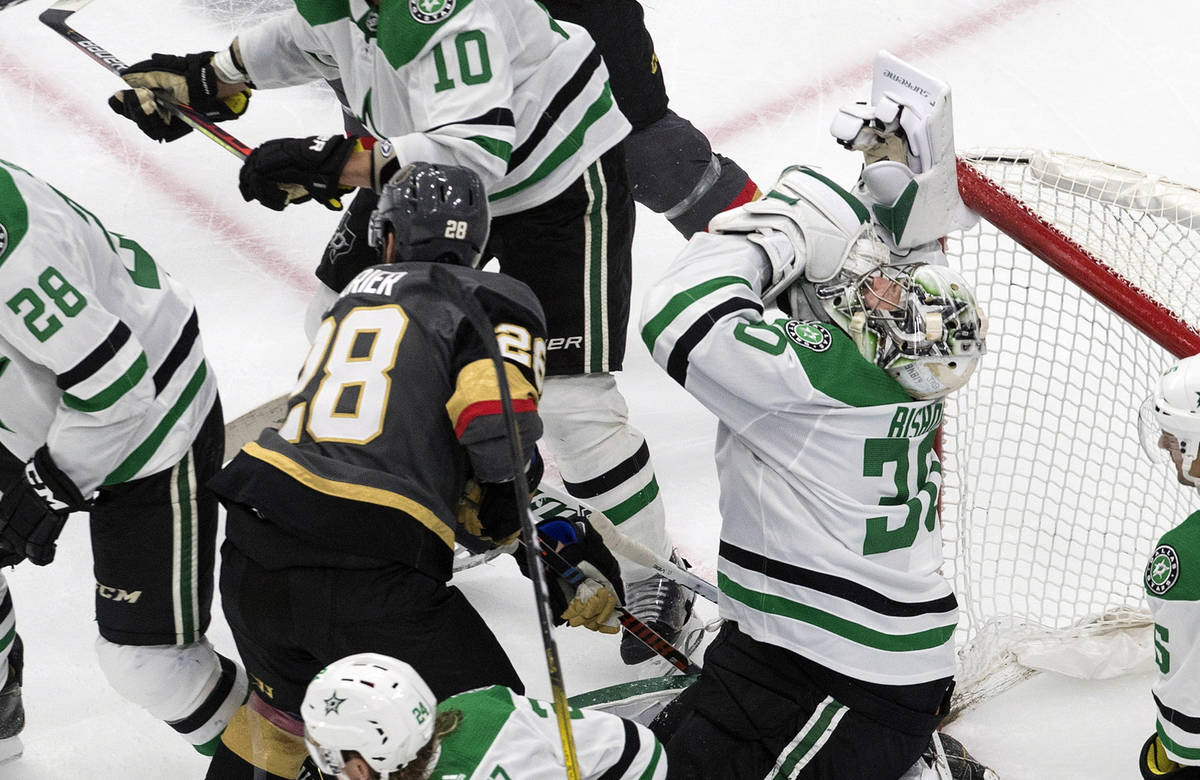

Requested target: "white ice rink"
[{"left": 0, "top": 0, "right": 1196, "bottom": 776}]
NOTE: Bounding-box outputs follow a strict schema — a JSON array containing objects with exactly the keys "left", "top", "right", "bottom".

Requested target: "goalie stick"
[{"left": 531, "top": 485, "right": 719, "bottom": 604}]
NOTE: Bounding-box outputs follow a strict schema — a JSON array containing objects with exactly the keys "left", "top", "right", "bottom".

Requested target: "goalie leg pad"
[
  {"left": 95, "top": 636, "right": 248, "bottom": 753},
  {"left": 539, "top": 373, "right": 670, "bottom": 580}
]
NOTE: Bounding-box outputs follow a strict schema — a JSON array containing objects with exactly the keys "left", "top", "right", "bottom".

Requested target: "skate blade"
[{"left": 0, "top": 735, "right": 23, "bottom": 764}]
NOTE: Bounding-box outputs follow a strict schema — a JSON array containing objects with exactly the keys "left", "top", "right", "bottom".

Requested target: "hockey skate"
[
  {"left": 935, "top": 732, "right": 998, "bottom": 780},
  {"left": 0, "top": 635, "right": 24, "bottom": 764},
  {"left": 620, "top": 552, "right": 696, "bottom": 665}
]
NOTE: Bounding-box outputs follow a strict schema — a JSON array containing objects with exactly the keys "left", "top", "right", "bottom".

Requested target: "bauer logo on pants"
[
  {"left": 410, "top": 0, "right": 455, "bottom": 23},
  {"left": 1146, "top": 544, "right": 1180, "bottom": 595}
]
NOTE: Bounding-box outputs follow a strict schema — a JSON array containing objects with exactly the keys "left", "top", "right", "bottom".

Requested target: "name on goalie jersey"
[{"left": 784, "top": 320, "right": 832, "bottom": 352}]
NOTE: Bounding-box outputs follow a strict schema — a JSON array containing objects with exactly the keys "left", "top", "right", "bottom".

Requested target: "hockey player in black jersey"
[{"left": 205, "top": 162, "right": 624, "bottom": 780}]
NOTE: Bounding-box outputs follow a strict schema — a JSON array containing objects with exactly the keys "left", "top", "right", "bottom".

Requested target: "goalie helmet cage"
[{"left": 941, "top": 150, "right": 1200, "bottom": 716}]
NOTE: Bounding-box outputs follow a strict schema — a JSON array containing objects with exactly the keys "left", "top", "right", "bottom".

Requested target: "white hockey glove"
[{"left": 708, "top": 165, "right": 871, "bottom": 306}]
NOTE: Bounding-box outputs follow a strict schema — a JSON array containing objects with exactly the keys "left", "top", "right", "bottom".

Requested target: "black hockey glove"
[
  {"left": 521, "top": 513, "right": 625, "bottom": 634},
  {"left": 108, "top": 52, "right": 251, "bottom": 142},
  {"left": 238, "top": 135, "right": 357, "bottom": 212},
  {"left": 457, "top": 448, "right": 544, "bottom": 551},
  {"left": 0, "top": 447, "right": 89, "bottom": 566}
]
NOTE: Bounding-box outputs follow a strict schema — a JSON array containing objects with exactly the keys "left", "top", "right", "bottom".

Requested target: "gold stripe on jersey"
[
  {"left": 446, "top": 360, "right": 539, "bottom": 436},
  {"left": 242, "top": 441, "right": 454, "bottom": 548},
  {"left": 219, "top": 703, "right": 307, "bottom": 779}
]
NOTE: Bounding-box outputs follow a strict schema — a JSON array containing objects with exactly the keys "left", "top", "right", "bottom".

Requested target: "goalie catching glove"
[
  {"left": 518, "top": 514, "right": 624, "bottom": 634},
  {"left": 108, "top": 50, "right": 251, "bottom": 142},
  {"left": 0, "top": 446, "right": 89, "bottom": 566},
  {"left": 239, "top": 135, "right": 359, "bottom": 211}
]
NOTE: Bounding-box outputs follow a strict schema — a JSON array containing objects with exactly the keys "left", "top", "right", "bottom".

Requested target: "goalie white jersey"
[
  {"left": 640, "top": 232, "right": 958, "bottom": 686},
  {"left": 431, "top": 686, "right": 665, "bottom": 779},
  {"left": 1145, "top": 511, "right": 1200, "bottom": 765},
  {"left": 0, "top": 159, "right": 216, "bottom": 492},
  {"left": 236, "top": 0, "right": 630, "bottom": 216}
]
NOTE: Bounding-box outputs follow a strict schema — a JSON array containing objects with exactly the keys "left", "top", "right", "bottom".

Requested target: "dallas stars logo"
[
  {"left": 784, "top": 320, "right": 832, "bottom": 352},
  {"left": 1146, "top": 544, "right": 1180, "bottom": 596},
  {"left": 324, "top": 691, "right": 347, "bottom": 715},
  {"left": 410, "top": 0, "right": 455, "bottom": 23}
]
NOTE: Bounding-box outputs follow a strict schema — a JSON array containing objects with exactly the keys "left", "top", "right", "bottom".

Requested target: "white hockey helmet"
[
  {"left": 1138, "top": 354, "right": 1200, "bottom": 486},
  {"left": 810, "top": 262, "right": 987, "bottom": 400},
  {"left": 301, "top": 653, "right": 437, "bottom": 776}
]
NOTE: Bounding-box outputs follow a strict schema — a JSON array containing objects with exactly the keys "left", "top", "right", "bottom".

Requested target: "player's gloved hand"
[
  {"left": 0, "top": 447, "right": 89, "bottom": 566},
  {"left": 108, "top": 52, "right": 251, "bottom": 142},
  {"left": 239, "top": 135, "right": 358, "bottom": 211},
  {"left": 535, "top": 514, "right": 625, "bottom": 634},
  {"left": 457, "top": 448, "right": 544, "bottom": 551}
]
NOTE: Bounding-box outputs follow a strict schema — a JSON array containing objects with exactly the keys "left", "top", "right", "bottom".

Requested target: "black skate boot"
[
  {"left": 936, "top": 732, "right": 998, "bottom": 780},
  {"left": 620, "top": 552, "right": 696, "bottom": 665},
  {"left": 0, "top": 634, "right": 24, "bottom": 764}
]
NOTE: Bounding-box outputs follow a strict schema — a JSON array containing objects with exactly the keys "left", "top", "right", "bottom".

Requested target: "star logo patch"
[
  {"left": 410, "top": 0, "right": 455, "bottom": 23},
  {"left": 324, "top": 692, "right": 347, "bottom": 715}
]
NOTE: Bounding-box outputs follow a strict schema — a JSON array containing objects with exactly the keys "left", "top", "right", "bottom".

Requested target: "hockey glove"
[
  {"left": 457, "top": 448, "right": 544, "bottom": 550},
  {"left": 108, "top": 52, "right": 251, "bottom": 142},
  {"left": 0, "top": 447, "right": 89, "bottom": 566},
  {"left": 239, "top": 135, "right": 358, "bottom": 211},
  {"left": 530, "top": 514, "right": 625, "bottom": 634}
]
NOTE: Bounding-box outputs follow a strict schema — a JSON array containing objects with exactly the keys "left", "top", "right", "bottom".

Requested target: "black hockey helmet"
[{"left": 367, "top": 161, "right": 490, "bottom": 267}]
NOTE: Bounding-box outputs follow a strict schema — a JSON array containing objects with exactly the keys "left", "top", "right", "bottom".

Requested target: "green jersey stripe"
[
  {"left": 105, "top": 362, "right": 208, "bottom": 485},
  {"left": 63, "top": 352, "right": 148, "bottom": 412},
  {"left": 640, "top": 276, "right": 753, "bottom": 353},
  {"left": 174, "top": 453, "right": 198, "bottom": 644},
  {"left": 435, "top": 687, "right": 516, "bottom": 773},
  {"left": 718, "top": 572, "right": 956, "bottom": 652},
  {"left": 1158, "top": 722, "right": 1200, "bottom": 761},
  {"left": 487, "top": 83, "right": 617, "bottom": 202},
  {"left": 603, "top": 476, "right": 659, "bottom": 525},
  {"left": 467, "top": 135, "right": 513, "bottom": 162},
  {"left": 638, "top": 736, "right": 665, "bottom": 779},
  {"left": 771, "top": 697, "right": 846, "bottom": 779},
  {"left": 0, "top": 163, "right": 29, "bottom": 267}
]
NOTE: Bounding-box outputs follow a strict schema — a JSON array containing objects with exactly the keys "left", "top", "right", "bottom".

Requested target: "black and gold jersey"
[{"left": 212, "top": 263, "right": 546, "bottom": 578}]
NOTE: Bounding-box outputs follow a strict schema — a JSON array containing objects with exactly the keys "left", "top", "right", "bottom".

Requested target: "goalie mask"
[
  {"left": 368, "top": 161, "right": 490, "bottom": 268},
  {"left": 1138, "top": 354, "right": 1200, "bottom": 488},
  {"left": 806, "top": 262, "right": 987, "bottom": 400},
  {"left": 302, "top": 653, "right": 437, "bottom": 776}
]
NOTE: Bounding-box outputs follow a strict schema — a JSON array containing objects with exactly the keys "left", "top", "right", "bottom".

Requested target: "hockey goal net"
[{"left": 940, "top": 150, "right": 1200, "bottom": 715}]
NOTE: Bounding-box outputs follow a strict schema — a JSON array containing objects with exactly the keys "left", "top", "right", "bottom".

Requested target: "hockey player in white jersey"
[
  {"left": 301, "top": 653, "right": 666, "bottom": 780},
  {"left": 639, "top": 157, "right": 989, "bottom": 778},
  {"left": 0, "top": 158, "right": 246, "bottom": 761},
  {"left": 108, "top": 0, "right": 693, "bottom": 665},
  {"left": 1136, "top": 354, "right": 1200, "bottom": 779}
]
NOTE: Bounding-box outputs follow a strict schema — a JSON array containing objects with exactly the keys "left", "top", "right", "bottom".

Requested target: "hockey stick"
[
  {"left": 39, "top": 0, "right": 253, "bottom": 159},
  {"left": 531, "top": 485, "right": 719, "bottom": 604},
  {"left": 525, "top": 537, "right": 702, "bottom": 676},
  {"left": 39, "top": 0, "right": 346, "bottom": 209},
  {"left": 426, "top": 266, "right": 583, "bottom": 780}
]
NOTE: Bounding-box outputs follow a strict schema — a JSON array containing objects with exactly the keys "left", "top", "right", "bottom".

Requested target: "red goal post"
[{"left": 940, "top": 150, "right": 1200, "bottom": 714}]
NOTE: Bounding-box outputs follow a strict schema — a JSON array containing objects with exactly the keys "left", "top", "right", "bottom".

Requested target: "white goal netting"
[{"left": 941, "top": 150, "right": 1200, "bottom": 714}]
